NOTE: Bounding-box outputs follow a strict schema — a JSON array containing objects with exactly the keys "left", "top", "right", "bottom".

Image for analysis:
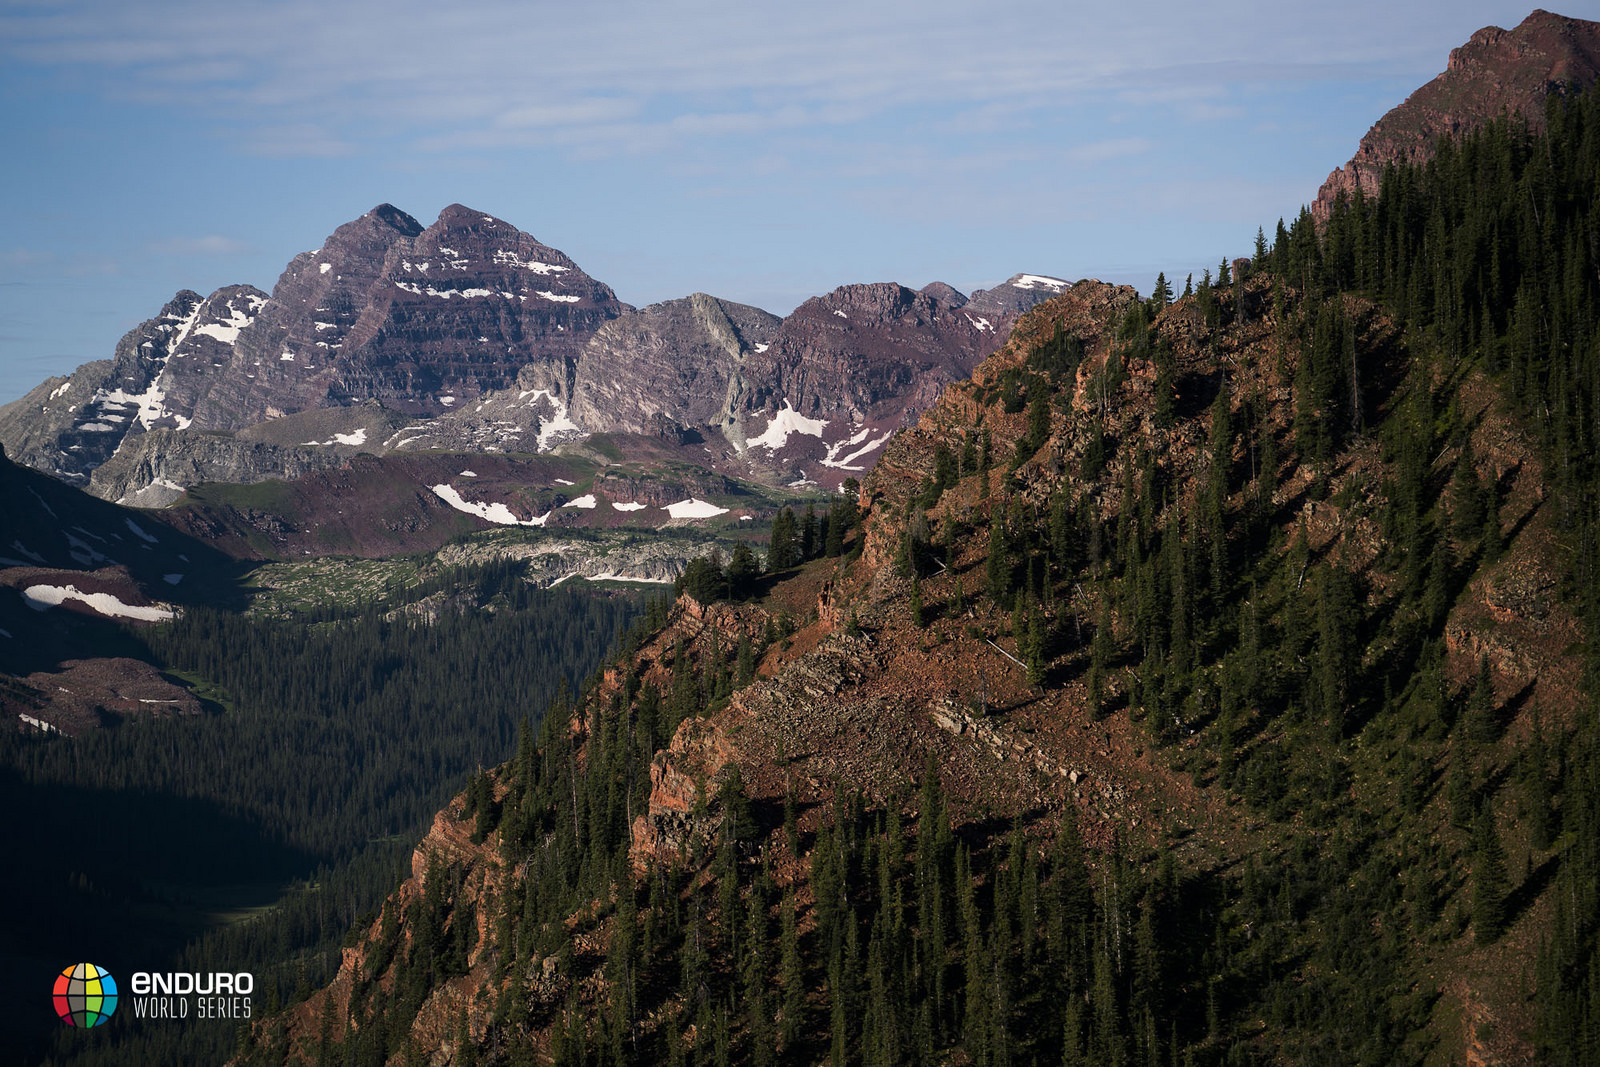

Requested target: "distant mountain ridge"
[
  {"left": 0, "top": 204, "right": 1067, "bottom": 501},
  {"left": 1315, "top": 8, "right": 1600, "bottom": 217}
]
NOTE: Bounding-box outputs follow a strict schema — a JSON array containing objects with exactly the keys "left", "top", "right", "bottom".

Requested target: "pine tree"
[
  {"left": 1472, "top": 800, "right": 1509, "bottom": 943},
  {"left": 1152, "top": 271, "right": 1172, "bottom": 308},
  {"left": 768, "top": 507, "right": 799, "bottom": 573}
]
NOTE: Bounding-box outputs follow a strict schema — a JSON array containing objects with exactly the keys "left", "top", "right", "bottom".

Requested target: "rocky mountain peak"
[
  {"left": 965, "top": 273, "right": 1073, "bottom": 318},
  {"left": 1315, "top": 9, "right": 1600, "bottom": 218},
  {"left": 366, "top": 203, "right": 425, "bottom": 237},
  {"left": 919, "top": 281, "right": 969, "bottom": 307}
]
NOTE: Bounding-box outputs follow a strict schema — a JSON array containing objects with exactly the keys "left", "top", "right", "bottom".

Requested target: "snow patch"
[
  {"left": 163, "top": 573, "right": 183, "bottom": 585},
  {"left": 665, "top": 498, "right": 729, "bottom": 519},
  {"left": 459, "top": 469, "right": 477, "bottom": 477},
  {"left": 588, "top": 571, "right": 674, "bottom": 584},
  {"left": 280, "top": 351, "right": 295, "bottom": 361},
  {"left": 493, "top": 250, "right": 569, "bottom": 274},
  {"left": 832, "top": 309, "right": 848, "bottom": 318},
  {"left": 394, "top": 281, "right": 510, "bottom": 300},
  {"left": 611, "top": 501, "right": 648, "bottom": 512},
  {"left": 750, "top": 400, "right": 828, "bottom": 451},
  {"left": 1012, "top": 275, "right": 1070, "bottom": 292},
  {"left": 967, "top": 315, "right": 993, "bottom": 332},
  {"left": 320, "top": 262, "right": 332, "bottom": 274},
  {"left": 193, "top": 296, "right": 258, "bottom": 344},
  {"left": 561, "top": 494, "right": 597, "bottom": 509},
  {"left": 49, "top": 382, "right": 72, "bottom": 400},
  {"left": 554, "top": 478, "right": 574, "bottom": 486},
  {"left": 124, "top": 518, "right": 158, "bottom": 544},
  {"left": 753, "top": 343, "right": 770, "bottom": 353},
  {"left": 23, "top": 584, "right": 174, "bottom": 621},
  {"left": 523, "top": 390, "right": 581, "bottom": 451},
  {"left": 64, "top": 532, "right": 112, "bottom": 567},
  {"left": 430, "top": 485, "right": 550, "bottom": 526},
  {"left": 301, "top": 428, "right": 370, "bottom": 448},
  {"left": 822, "top": 430, "right": 894, "bottom": 470},
  {"left": 535, "top": 290, "right": 580, "bottom": 303}
]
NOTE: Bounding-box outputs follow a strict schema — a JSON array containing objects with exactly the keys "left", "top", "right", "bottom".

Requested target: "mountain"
[
  {"left": 222, "top": 40, "right": 1600, "bottom": 1067},
  {"left": 1315, "top": 8, "right": 1600, "bottom": 217},
  {"left": 0, "top": 206, "right": 1065, "bottom": 506},
  {"left": 393, "top": 275, "right": 1067, "bottom": 489},
  {"left": 0, "top": 443, "right": 243, "bottom": 734},
  {"left": 0, "top": 286, "right": 269, "bottom": 486},
  {"left": 0, "top": 205, "right": 628, "bottom": 490}
]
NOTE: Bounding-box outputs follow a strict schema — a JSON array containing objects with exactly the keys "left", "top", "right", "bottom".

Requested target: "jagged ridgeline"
[{"left": 232, "top": 93, "right": 1600, "bottom": 1067}]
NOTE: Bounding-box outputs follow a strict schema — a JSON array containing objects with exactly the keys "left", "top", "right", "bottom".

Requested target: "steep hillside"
[{"left": 231, "top": 84, "right": 1600, "bottom": 1063}]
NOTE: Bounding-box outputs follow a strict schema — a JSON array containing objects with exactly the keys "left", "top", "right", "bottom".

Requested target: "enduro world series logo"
[
  {"left": 53, "top": 963, "right": 254, "bottom": 1025},
  {"left": 52, "top": 963, "right": 116, "bottom": 1027}
]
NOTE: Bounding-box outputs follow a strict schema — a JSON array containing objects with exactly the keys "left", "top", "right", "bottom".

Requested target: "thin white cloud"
[
  {"left": 149, "top": 234, "right": 251, "bottom": 256},
  {"left": 0, "top": 248, "right": 54, "bottom": 269},
  {"left": 1068, "top": 137, "right": 1155, "bottom": 164},
  {"left": 0, "top": 0, "right": 1534, "bottom": 159}
]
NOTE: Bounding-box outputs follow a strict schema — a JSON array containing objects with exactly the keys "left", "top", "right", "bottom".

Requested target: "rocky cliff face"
[
  {"left": 0, "top": 205, "right": 625, "bottom": 489},
  {"left": 571, "top": 293, "right": 783, "bottom": 436},
  {"left": 723, "top": 279, "right": 1042, "bottom": 484},
  {"left": 86, "top": 429, "right": 347, "bottom": 508},
  {"left": 189, "top": 203, "right": 628, "bottom": 428},
  {"left": 1315, "top": 9, "right": 1600, "bottom": 217},
  {"left": 2, "top": 197, "right": 1068, "bottom": 503},
  {"left": 0, "top": 286, "right": 269, "bottom": 485}
]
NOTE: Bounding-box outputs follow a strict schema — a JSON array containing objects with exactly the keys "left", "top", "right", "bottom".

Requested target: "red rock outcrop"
[{"left": 1315, "top": 10, "right": 1600, "bottom": 219}]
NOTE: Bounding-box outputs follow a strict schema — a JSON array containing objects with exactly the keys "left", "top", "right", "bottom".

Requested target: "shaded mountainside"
[
  {"left": 155, "top": 441, "right": 778, "bottom": 562},
  {"left": 1315, "top": 8, "right": 1600, "bottom": 218},
  {"left": 0, "top": 444, "right": 246, "bottom": 735},
  {"left": 229, "top": 83, "right": 1600, "bottom": 1067}
]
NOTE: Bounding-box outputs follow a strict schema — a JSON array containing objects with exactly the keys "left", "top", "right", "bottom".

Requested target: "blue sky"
[{"left": 0, "top": 0, "right": 1565, "bottom": 403}]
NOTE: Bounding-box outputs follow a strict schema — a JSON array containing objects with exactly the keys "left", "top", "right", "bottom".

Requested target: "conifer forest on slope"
[{"left": 31, "top": 79, "right": 1600, "bottom": 1067}]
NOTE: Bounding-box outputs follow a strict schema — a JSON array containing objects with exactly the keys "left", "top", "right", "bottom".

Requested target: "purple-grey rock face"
[
  {"left": 965, "top": 274, "right": 1074, "bottom": 320},
  {"left": 0, "top": 286, "right": 269, "bottom": 484},
  {"left": 0, "top": 196, "right": 1071, "bottom": 499},
  {"left": 571, "top": 293, "right": 783, "bottom": 437},
  {"left": 0, "top": 204, "right": 627, "bottom": 486},
  {"left": 744, "top": 282, "right": 994, "bottom": 426},
  {"left": 189, "top": 203, "right": 628, "bottom": 427}
]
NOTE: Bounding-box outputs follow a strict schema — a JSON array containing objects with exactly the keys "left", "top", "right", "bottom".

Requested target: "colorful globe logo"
[{"left": 53, "top": 963, "right": 118, "bottom": 1027}]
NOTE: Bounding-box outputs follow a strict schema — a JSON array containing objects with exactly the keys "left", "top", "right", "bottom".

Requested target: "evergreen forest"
[{"left": 230, "top": 83, "right": 1600, "bottom": 1066}]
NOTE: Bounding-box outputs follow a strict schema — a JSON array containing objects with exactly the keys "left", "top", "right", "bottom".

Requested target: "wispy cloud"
[
  {"left": 0, "top": 248, "right": 54, "bottom": 269},
  {"left": 149, "top": 235, "right": 251, "bottom": 256},
  {"left": 1068, "top": 138, "right": 1154, "bottom": 164},
  {"left": 0, "top": 0, "right": 1523, "bottom": 160}
]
